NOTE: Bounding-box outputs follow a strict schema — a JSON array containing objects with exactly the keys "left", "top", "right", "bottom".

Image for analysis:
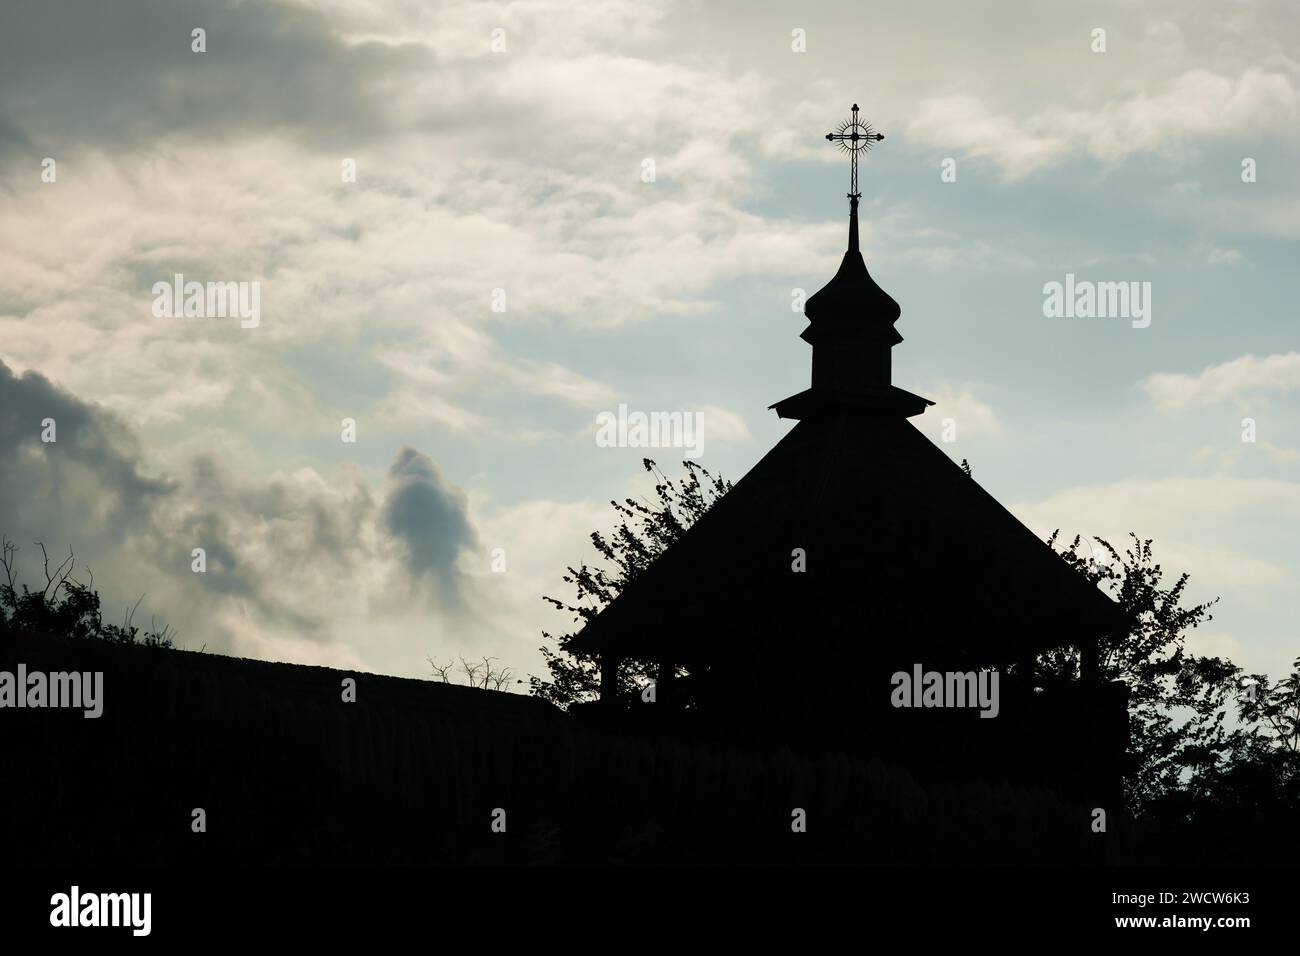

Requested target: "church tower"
[{"left": 771, "top": 105, "right": 932, "bottom": 421}]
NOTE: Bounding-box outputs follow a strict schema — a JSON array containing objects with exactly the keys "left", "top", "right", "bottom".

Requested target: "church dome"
[{"left": 804, "top": 241, "right": 902, "bottom": 326}]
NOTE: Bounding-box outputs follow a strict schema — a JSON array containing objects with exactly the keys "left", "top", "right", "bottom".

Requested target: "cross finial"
[{"left": 825, "top": 103, "right": 884, "bottom": 201}]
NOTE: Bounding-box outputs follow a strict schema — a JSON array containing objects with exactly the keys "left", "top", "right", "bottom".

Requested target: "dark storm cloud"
[
  {"left": 381, "top": 445, "right": 476, "bottom": 601},
  {"left": 0, "top": 0, "right": 435, "bottom": 155},
  {"left": 1, "top": 360, "right": 478, "bottom": 652},
  {"left": 0, "top": 359, "right": 174, "bottom": 533}
]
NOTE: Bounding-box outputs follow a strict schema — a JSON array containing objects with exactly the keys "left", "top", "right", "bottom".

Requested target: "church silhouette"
[{"left": 568, "top": 107, "right": 1131, "bottom": 811}]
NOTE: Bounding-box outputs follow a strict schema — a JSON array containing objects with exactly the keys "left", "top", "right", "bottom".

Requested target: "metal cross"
[{"left": 825, "top": 103, "right": 883, "bottom": 200}]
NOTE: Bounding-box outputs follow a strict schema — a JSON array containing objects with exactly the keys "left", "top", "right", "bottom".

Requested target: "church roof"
[{"left": 569, "top": 413, "right": 1126, "bottom": 666}]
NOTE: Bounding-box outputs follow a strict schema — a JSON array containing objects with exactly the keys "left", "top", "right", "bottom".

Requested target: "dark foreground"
[{"left": 1, "top": 632, "right": 1289, "bottom": 938}]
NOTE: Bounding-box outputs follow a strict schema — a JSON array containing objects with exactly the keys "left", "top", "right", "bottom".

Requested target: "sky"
[{"left": 0, "top": 0, "right": 1297, "bottom": 684}]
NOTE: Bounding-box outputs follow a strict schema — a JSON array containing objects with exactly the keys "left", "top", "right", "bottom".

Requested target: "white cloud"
[
  {"left": 909, "top": 67, "right": 1300, "bottom": 179},
  {"left": 908, "top": 95, "right": 1070, "bottom": 180},
  {"left": 912, "top": 385, "right": 1006, "bottom": 443},
  {"left": 1142, "top": 353, "right": 1300, "bottom": 411},
  {"left": 697, "top": 404, "right": 752, "bottom": 450},
  {"left": 1062, "top": 68, "right": 1300, "bottom": 166},
  {"left": 1205, "top": 246, "right": 1244, "bottom": 266}
]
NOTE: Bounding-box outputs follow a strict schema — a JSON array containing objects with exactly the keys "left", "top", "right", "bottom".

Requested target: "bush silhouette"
[{"left": 0, "top": 537, "right": 174, "bottom": 648}]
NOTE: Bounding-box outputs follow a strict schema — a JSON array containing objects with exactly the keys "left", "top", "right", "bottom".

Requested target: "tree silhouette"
[
  {"left": 1238, "top": 657, "right": 1300, "bottom": 754},
  {"left": 429, "top": 654, "right": 519, "bottom": 691},
  {"left": 530, "top": 458, "right": 730, "bottom": 709},
  {"left": 1044, "top": 532, "right": 1247, "bottom": 814},
  {"left": 0, "top": 537, "right": 175, "bottom": 647}
]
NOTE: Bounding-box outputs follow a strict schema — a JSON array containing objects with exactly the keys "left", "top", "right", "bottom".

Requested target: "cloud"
[
  {"left": 1142, "top": 353, "right": 1300, "bottom": 411},
  {"left": 471, "top": 494, "right": 616, "bottom": 639},
  {"left": 1018, "top": 479, "right": 1298, "bottom": 597},
  {"left": 912, "top": 385, "right": 1006, "bottom": 443},
  {"left": 381, "top": 446, "right": 476, "bottom": 600},
  {"left": 0, "top": 358, "right": 497, "bottom": 675},
  {"left": 1191, "top": 440, "right": 1300, "bottom": 470},
  {"left": 907, "top": 95, "right": 1070, "bottom": 180},
  {"left": 0, "top": 127, "right": 835, "bottom": 447},
  {"left": 7, "top": 0, "right": 1291, "bottom": 460},
  {"left": 909, "top": 67, "right": 1300, "bottom": 179},
  {"left": 1012, "top": 475, "right": 1300, "bottom": 676},
  {"left": 1064, "top": 68, "right": 1300, "bottom": 166},
  {"left": 0, "top": 362, "right": 174, "bottom": 540},
  {"left": 696, "top": 405, "right": 752, "bottom": 449},
  {"left": 0, "top": 0, "right": 435, "bottom": 155},
  {"left": 1204, "top": 247, "right": 1244, "bottom": 266}
]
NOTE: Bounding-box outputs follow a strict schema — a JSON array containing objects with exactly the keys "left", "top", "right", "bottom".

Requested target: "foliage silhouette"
[
  {"left": 1046, "top": 531, "right": 1298, "bottom": 825},
  {"left": 0, "top": 537, "right": 174, "bottom": 648},
  {"left": 530, "top": 458, "right": 730, "bottom": 709}
]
